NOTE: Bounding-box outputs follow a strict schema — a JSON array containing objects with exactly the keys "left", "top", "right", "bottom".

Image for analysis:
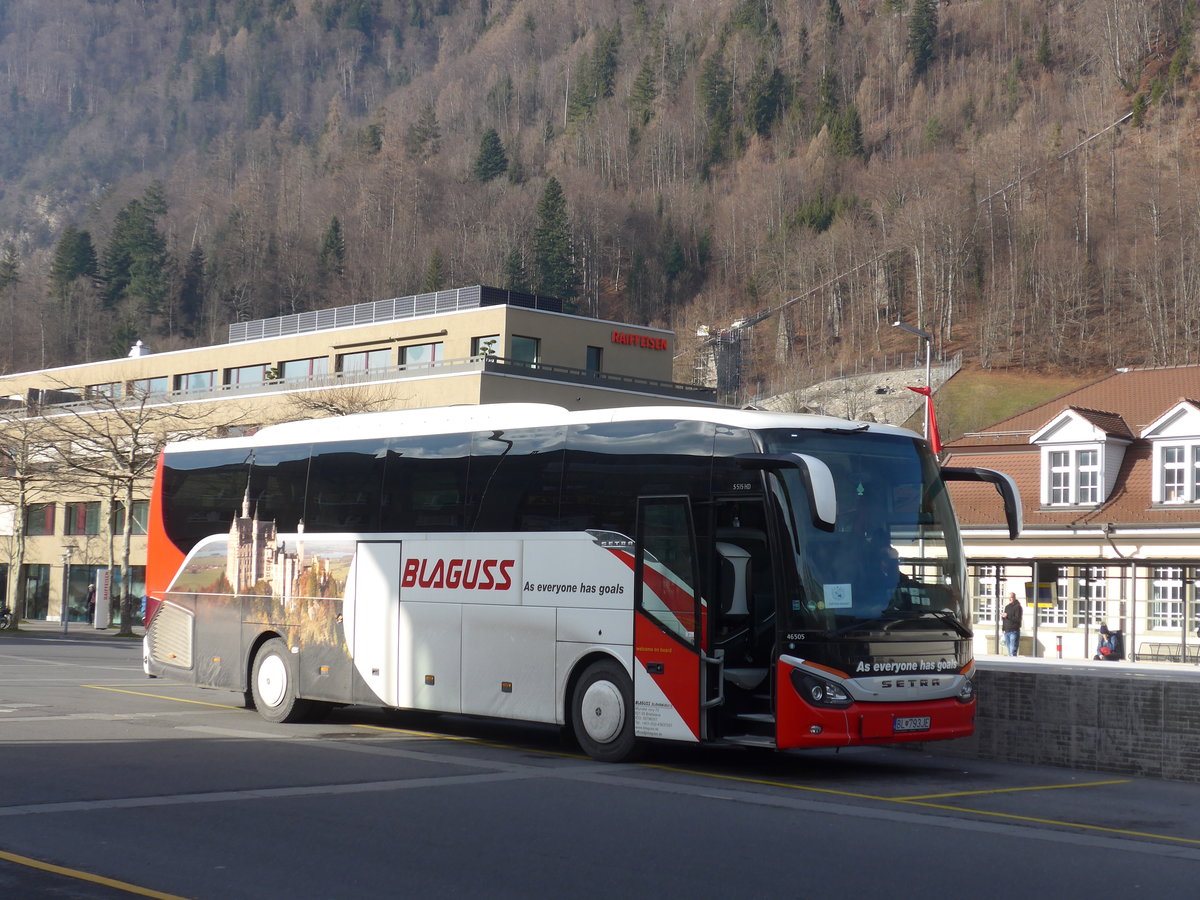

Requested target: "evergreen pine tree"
[
  {"left": 422, "top": 249, "right": 445, "bottom": 292},
  {"left": 318, "top": 217, "right": 346, "bottom": 277},
  {"left": 532, "top": 177, "right": 578, "bottom": 299},
  {"left": 179, "top": 246, "right": 206, "bottom": 336},
  {"left": 502, "top": 246, "right": 529, "bottom": 293},
  {"left": 472, "top": 128, "right": 508, "bottom": 182},
  {"left": 49, "top": 225, "right": 98, "bottom": 301},
  {"left": 406, "top": 102, "right": 441, "bottom": 159},
  {"left": 907, "top": 0, "right": 938, "bottom": 78},
  {"left": 101, "top": 186, "right": 169, "bottom": 312},
  {"left": 628, "top": 55, "right": 658, "bottom": 125}
]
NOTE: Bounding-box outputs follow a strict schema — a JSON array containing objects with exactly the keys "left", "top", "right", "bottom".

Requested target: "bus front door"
[{"left": 633, "top": 497, "right": 705, "bottom": 743}]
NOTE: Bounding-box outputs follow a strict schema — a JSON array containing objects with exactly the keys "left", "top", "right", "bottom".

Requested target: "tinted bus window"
[
  {"left": 561, "top": 420, "right": 714, "bottom": 536},
  {"left": 305, "top": 440, "right": 387, "bottom": 531},
  {"left": 468, "top": 426, "right": 565, "bottom": 531},
  {"left": 162, "top": 447, "right": 252, "bottom": 552},
  {"left": 380, "top": 432, "right": 471, "bottom": 532},
  {"left": 248, "top": 445, "right": 310, "bottom": 532}
]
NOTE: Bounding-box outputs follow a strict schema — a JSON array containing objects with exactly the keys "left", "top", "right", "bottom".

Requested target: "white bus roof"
[{"left": 164, "top": 403, "right": 917, "bottom": 454}]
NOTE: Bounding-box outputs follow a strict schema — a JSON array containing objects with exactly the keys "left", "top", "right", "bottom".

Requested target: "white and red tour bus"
[{"left": 143, "top": 403, "right": 1019, "bottom": 761}]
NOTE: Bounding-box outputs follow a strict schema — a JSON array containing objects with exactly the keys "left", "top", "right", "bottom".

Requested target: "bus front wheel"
[
  {"left": 251, "top": 637, "right": 312, "bottom": 724},
  {"left": 571, "top": 660, "right": 639, "bottom": 763}
]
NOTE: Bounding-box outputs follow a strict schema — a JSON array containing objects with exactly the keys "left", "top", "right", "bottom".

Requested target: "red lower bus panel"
[{"left": 775, "top": 661, "right": 976, "bottom": 749}]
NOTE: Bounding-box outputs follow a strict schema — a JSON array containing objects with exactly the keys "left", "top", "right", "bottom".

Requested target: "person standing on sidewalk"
[{"left": 1001, "top": 592, "right": 1022, "bottom": 656}]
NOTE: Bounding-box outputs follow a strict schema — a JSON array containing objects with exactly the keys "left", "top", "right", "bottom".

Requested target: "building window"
[
  {"left": 226, "top": 364, "right": 269, "bottom": 387},
  {"left": 111, "top": 500, "right": 149, "bottom": 536},
  {"left": 337, "top": 348, "right": 392, "bottom": 373},
  {"left": 24, "top": 503, "right": 55, "bottom": 536},
  {"left": 511, "top": 335, "right": 540, "bottom": 366},
  {"left": 280, "top": 357, "right": 329, "bottom": 381},
  {"left": 1163, "top": 445, "right": 1186, "bottom": 502},
  {"left": 65, "top": 501, "right": 101, "bottom": 535},
  {"left": 971, "top": 565, "right": 1002, "bottom": 624},
  {"left": 86, "top": 382, "right": 121, "bottom": 400},
  {"left": 21, "top": 563, "right": 51, "bottom": 620},
  {"left": 586, "top": 346, "right": 603, "bottom": 373},
  {"left": 129, "top": 376, "right": 170, "bottom": 397},
  {"left": 1077, "top": 449, "right": 1099, "bottom": 504},
  {"left": 1070, "top": 565, "right": 1106, "bottom": 628},
  {"left": 1045, "top": 448, "right": 1102, "bottom": 506},
  {"left": 1049, "top": 451, "right": 1071, "bottom": 505},
  {"left": 176, "top": 370, "right": 217, "bottom": 393},
  {"left": 471, "top": 335, "right": 499, "bottom": 357},
  {"left": 1150, "top": 566, "right": 1184, "bottom": 630},
  {"left": 399, "top": 342, "right": 443, "bottom": 367}
]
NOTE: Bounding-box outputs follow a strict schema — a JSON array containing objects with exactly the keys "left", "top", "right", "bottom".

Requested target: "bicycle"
[{"left": 0, "top": 602, "right": 14, "bottom": 630}]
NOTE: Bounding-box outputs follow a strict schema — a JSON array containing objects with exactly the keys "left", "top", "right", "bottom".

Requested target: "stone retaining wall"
[{"left": 915, "top": 663, "right": 1200, "bottom": 783}]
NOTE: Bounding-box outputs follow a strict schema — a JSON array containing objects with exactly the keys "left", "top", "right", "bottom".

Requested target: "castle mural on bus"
[{"left": 170, "top": 490, "right": 354, "bottom": 603}]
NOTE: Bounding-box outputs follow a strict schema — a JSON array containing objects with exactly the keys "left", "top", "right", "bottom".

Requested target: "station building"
[
  {"left": 945, "top": 365, "right": 1200, "bottom": 663},
  {"left": 0, "top": 285, "right": 714, "bottom": 624}
]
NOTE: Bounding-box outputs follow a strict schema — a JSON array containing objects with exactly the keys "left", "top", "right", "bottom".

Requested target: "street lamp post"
[
  {"left": 61, "top": 547, "right": 73, "bottom": 635},
  {"left": 893, "top": 320, "right": 932, "bottom": 440}
]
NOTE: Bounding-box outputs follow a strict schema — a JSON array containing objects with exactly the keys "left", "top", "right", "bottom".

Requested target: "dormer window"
[
  {"left": 1156, "top": 443, "right": 1200, "bottom": 503},
  {"left": 1046, "top": 448, "right": 1099, "bottom": 506},
  {"left": 1141, "top": 401, "right": 1200, "bottom": 505},
  {"left": 1032, "top": 407, "right": 1131, "bottom": 508}
]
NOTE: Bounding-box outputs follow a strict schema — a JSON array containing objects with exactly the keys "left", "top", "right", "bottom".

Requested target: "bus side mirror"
[
  {"left": 941, "top": 466, "right": 1022, "bottom": 540},
  {"left": 734, "top": 452, "right": 837, "bottom": 532}
]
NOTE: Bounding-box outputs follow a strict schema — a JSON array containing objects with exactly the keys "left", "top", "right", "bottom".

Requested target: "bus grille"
[{"left": 149, "top": 602, "right": 194, "bottom": 669}]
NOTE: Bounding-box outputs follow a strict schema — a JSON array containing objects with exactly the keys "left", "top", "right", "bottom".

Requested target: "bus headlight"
[
  {"left": 956, "top": 677, "right": 975, "bottom": 703},
  {"left": 791, "top": 670, "right": 853, "bottom": 708}
]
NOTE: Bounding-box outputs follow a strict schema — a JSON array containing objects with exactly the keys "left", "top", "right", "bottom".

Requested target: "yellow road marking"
[
  {"left": 0, "top": 849, "right": 190, "bottom": 900},
  {"left": 894, "top": 778, "right": 1131, "bottom": 800},
  {"left": 84, "top": 685, "right": 242, "bottom": 710}
]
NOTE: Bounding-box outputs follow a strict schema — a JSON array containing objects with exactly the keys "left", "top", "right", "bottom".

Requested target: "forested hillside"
[{"left": 0, "top": 0, "right": 1195, "bottom": 400}]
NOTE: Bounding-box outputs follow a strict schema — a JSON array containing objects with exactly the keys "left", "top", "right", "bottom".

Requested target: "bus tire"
[
  {"left": 571, "top": 659, "right": 639, "bottom": 763},
  {"left": 251, "top": 637, "right": 311, "bottom": 724}
]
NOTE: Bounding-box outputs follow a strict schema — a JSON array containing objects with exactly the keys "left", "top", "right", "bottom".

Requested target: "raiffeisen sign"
[{"left": 611, "top": 330, "right": 668, "bottom": 351}]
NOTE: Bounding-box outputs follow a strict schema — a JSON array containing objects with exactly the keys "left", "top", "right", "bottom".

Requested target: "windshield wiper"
[
  {"left": 918, "top": 610, "right": 973, "bottom": 639},
  {"left": 828, "top": 610, "right": 971, "bottom": 639}
]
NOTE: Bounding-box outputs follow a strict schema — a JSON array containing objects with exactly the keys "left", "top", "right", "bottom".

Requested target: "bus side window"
[{"left": 380, "top": 433, "right": 471, "bottom": 532}]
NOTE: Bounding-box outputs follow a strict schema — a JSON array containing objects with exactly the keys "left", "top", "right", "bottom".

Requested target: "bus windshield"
[{"left": 759, "top": 429, "right": 967, "bottom": 636}]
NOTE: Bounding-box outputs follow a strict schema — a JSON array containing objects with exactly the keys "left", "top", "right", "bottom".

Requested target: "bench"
[{"left": 1135, "top": 642, "right": 1200, "bottom": 663}]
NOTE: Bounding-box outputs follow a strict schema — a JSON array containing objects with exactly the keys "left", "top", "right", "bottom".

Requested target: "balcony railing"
[{"left": 29, "top": 355, "right": 716, "bottom": 414}]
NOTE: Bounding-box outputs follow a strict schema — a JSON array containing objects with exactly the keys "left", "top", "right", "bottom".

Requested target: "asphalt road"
[{"left": 2, "top": 628, "right": 1199, "bottom": 899}]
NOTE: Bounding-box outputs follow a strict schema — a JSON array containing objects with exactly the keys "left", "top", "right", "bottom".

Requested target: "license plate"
[{"left": 893, "top": 716, "right": 931, "bottom": 733}]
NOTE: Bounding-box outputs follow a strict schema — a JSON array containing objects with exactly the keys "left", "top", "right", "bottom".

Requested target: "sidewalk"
[{"left": 7, "top": 619, "right": 144, "bottom": 639}]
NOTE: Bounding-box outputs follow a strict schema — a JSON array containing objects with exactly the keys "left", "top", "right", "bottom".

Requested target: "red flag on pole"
[{"left": 906, "top": 385, "right": 942, "bottom": 454}]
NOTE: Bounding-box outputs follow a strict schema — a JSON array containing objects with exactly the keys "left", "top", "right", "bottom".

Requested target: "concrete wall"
[{"left": 916, "top": 659, "right": 1200, "bottom": 784}]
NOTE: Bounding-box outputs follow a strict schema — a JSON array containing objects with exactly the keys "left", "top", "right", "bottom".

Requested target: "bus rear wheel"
[
  {"left": 251, "top": 637, "right": 312, "bottom": 724},
  {"left": 571, "top": 660, "right": 639, "bottom": 762}
]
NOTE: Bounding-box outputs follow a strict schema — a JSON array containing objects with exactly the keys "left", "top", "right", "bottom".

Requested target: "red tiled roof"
[
  {"left": 944, "top": 366, "right": 1200, "bottom": 528},
  {"left": 951, "top": 365, "right": 1200, "bottom": 447}
]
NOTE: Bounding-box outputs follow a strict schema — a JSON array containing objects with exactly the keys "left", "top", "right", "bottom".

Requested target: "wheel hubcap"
[
  {"left": 580, "top": 679, "right": 624, "bottom": 744},
  {"left": 257, "top": 654, "right": 288, "bottom": 708}
]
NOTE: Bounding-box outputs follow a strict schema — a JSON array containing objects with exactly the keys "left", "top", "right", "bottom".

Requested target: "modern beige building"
[{"left": 0, "top": 285, "right": 715, "bottom": 624}]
